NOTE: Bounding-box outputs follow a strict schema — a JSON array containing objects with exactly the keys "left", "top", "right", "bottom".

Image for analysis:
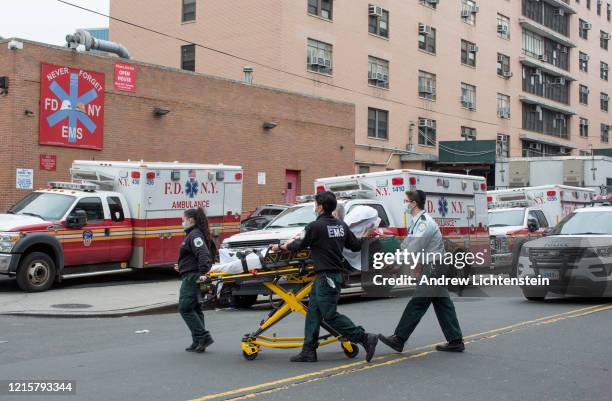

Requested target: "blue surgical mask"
[{"left": 182, "top": 221, "right": 192, "bottom": 230}]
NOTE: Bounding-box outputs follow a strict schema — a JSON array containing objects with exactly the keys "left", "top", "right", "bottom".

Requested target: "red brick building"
[{"left": 0, "top": 39, "right": 355, "bottom": 212}]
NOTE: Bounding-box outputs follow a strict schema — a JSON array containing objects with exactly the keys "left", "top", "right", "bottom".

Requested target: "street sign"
[
  {"left": 39, "top": 63, "right": 105, "bottom": 150},
  {"left": 39, "top": 154, "right": 57, "bottom": 171},
  {"left": 114, "top": 62, "right": 136, "bottom": 92}
]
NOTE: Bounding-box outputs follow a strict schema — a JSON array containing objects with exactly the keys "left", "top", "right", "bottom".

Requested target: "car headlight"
[
  {"left": 583, "top": 247, "right": 612, "bottom": 258},
  {"left": 0, "top": 232, "right": 22, "bottom": 253}
]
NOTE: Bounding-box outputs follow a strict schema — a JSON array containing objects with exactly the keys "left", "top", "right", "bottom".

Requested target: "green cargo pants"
[
  {"left": 303, "top": 271, "right": 365, "bottom": 351},
  {"left": 394, "top": 265, "right": 463, "bottom": 343},
  {"left": 179, "top": 271, "right": 209, "bottom": 343}
]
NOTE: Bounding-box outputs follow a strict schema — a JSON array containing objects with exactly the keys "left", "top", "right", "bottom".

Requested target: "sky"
[{"left": 1, "top": 0, "right": 110, "bottom": 45}]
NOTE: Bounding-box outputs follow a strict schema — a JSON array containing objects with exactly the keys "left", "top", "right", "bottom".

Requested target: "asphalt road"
[{"left": 0, "top": 288, "right": 610, "bottom": 401}]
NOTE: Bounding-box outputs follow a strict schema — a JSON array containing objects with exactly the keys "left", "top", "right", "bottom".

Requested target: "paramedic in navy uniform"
[
  {"left": 175, "top": 208, "right": 215, "bottom": 353},
  {"left": 271, "top": 191, "right": 379, "bottom": 363},
  {"left": 378, "top": 190, "right": 465, "bottom": 353}
]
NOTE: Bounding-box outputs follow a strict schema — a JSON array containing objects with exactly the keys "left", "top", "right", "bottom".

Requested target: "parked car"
[
  {"left": 516, "top": 204, "right": 612, "bottom": 300},
  {"left": 240, "top": 215, "right": 273, "bottom": 232},
  {"left": 246, "top": 204, "right": 289, "bottom": 219}
]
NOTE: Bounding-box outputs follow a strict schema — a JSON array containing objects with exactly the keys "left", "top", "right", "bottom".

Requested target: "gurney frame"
[{"left": 203, "top": 252, "right": 360, "bottom": 361}]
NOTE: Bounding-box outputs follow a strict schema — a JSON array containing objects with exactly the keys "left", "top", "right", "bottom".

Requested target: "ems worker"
[
  {"left": 176, "top": 208, "right": 215, "bottom": 353},
  {"left": 378, "top": 190, "right": 465, "bottom": 353},
  {"left": 271, "top": 191, "right": 379, "bottom": 363}
]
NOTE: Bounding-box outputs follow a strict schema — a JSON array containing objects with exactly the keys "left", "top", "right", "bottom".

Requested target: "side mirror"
[
  {"left": 527, "top": 218, "right": 539, "bottom": 233},
  {"left": 66, "top": 210, "right": 87, "bottom": 229}
]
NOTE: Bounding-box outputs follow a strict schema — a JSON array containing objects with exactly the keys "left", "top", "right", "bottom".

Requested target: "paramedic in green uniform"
[
  {"left": 378, "top": 190, "right": 465, "bottom": 353},
  {"left": 175, "top": 208, "right": 215, "bottom": 353},
  {"left": 271, "top": 191, "right": 379, "bottom": 363}
]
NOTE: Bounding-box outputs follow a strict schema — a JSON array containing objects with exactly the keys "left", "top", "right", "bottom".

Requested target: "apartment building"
[{"left": 110, "top": 0, "right": 612, "bottom": 177}]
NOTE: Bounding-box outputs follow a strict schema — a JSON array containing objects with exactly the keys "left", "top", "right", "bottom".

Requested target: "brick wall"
[{"left": 0, "top": 40, "right": 355, "bottom": 212}]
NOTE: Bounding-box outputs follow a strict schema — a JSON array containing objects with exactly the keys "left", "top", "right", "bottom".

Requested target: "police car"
[{"left": 516, "top": 203, "right": 612, "bottom": 300}]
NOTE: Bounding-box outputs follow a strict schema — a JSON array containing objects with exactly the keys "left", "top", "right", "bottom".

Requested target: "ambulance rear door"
[{"left": 220, "top": 169, "right": 243, "bottom": 243}]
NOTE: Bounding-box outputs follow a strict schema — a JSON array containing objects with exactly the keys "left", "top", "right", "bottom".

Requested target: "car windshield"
[
  {"left": 8, "top": 192, "right": 75, "bottom": 221},
  {"left": 551, "top": 211, "right": 612, "bottom": 235},
  {"left": 488, "top": 209, "right": 525, "bottom": 227},
  {"left": 266, "top": 205, "right": 317, "bottom": 228}
]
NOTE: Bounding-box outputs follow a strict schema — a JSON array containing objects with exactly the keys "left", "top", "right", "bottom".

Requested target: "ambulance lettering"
[
  {"left": 201, "top": 182, "right": 218, "bottom": 194},
  {"left": 375, "top": 187, "right": 390, "bottom": 197},
  {"left": 164, "top": 182, "right": 183, "bottom": 195},
  {"left": 171, "top": 200, "right": 211, "bottom": 209}
]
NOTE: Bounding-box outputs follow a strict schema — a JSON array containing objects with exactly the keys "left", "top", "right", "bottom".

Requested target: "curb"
[{"left": 0, "top": 301, "right": 179, "bottom": 318}]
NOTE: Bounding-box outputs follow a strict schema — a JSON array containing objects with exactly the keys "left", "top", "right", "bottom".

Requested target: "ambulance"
[
  {"left": 0, "top": 160, "right": 243, "bottom": 292},
  {"left": 315, "top": 170, "right": 491, "bottom": 265},
  {"left": 487, "top": 185, "right": 594, "bottom": 275}
]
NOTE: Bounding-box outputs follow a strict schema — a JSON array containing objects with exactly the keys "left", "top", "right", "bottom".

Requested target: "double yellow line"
[{"left": 189, "top": 303, "right": 612, "bottom": 401}]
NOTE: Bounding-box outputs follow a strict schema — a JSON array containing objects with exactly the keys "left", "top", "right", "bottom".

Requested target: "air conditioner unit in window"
[
  {"left": 497, "top": 24, "right": 509, "bottom": 34},
  {"left": 419, "top": 24, "right": 433, "bottom": 35},
  {"left": 559, "top": 148, "right": 567, "bottom": 154},
  {"left": 582, "top": 22, "right": 593, "bottom": 30},
  {"left": 529, "top": 142, "right": 542, "bottom": 151},
  {"left": 538, "top": 54, "right": 548, "bottom": 62},
  {"left": 461, "top": 9, "right": 471, "bottom": 18},
  {"left": 369, "top": 5, "right": 383, "bottom": 17},
  {"left": 419, "top": 119, "right": 434, "bottom": 128},
  {"left": 580, "top": 53, "right": 590, "bottom": 61},
  {"left": 471, "top": 6, "right": 480, "bottom": 14},
  {"left": 426, "top": 0, "right": 439, "bottom": 4},
  {"left": 553, "top": 8, "right": 565, "bottom": 16},
  {"left": 603, "top": 33, "right": 612, "bottom": 41},
  {"left": 502, "top": 71, "right": 513, "bottom": 78},
  {"left": 603, "top": 65, "right": 610, "bottom": 71},
  {"left": 498, "top": 108, "right": 511, "bottom": 118},
  {"left": 467, "top": 44, "right": 478, "bottom": 53},
  {"left": 552, "top": 77, "right": 566, "bottom": 85},
  {"left": 461, "top": 97, "right": 475, "bottom": 109},
  {"left": 602, "top": 94, "right": 610, "bottom": 101},
  {"left": 419, "top": 84, "right": 434, "bottom": 94}
]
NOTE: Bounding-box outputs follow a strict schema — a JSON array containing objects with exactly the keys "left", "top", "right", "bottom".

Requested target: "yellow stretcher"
[{"left": 201, "top": 249, "right": 360, "bottom": 361}]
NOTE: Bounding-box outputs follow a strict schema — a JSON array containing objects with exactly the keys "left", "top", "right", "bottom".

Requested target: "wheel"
[
  {"left": 522, "top": 287, "right": 547, "bottom": 301},
  {"left": 341, "top": 342, "right": 359, "bottom": 358},
  {"left": 242, "top": 351, "right": 258, "bottom": 360},
  {"left": 231, "top": 294, "right": 258, "bottom": 309},
  {"left": 16, "top": 252, "right": 56, "bottom": 292}
]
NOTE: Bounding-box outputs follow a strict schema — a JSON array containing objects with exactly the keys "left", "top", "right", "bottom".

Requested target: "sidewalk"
[{"left": 0, "top": 279, "right": 180, "bottom": 317}]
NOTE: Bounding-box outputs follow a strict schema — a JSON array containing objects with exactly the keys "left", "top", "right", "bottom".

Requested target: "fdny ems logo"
[
  {"left": 83, "top": 230, "right": 93, "bottom": 247},
  {"left": 438, "top": 197, "right": 449, "bottom": 217},
  {"left": 186, "top": 169, "right": 198, "bottom": 199}
]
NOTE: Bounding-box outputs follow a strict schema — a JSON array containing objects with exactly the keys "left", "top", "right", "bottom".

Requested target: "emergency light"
[
  {"left": 391, "top": 177, "right": 404, "bottom": 186},
  {"left": 546, "top": 191, "right": 556, "bottom": 197},
  {"left": 48, "top": 181, "right": 98, "bottom": 192}
]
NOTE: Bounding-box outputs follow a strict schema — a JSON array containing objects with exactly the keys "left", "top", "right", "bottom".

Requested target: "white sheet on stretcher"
[{"left": 210, "top": 206, "right": 380, "bottom": 274}]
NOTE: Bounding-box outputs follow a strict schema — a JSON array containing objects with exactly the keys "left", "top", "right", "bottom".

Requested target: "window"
[
  {"left": 579, "top": 84, "right": 589, "bottom": 105},
  {"left": 107, "top": 197, "right": 125, "bottom": 222},
  {"left": 368, "top": 108, "right": 388, "bottom": 139},
  {"left": 602, "top": 61, "right": 609, "bottom": 80},
  {"left": 358, "top": 165, "right": 370, "bottom": 174},
  {"left": 307, "top": 39, "right": 333, "bottom": 75},
  {"left": 182, "top": 0, "right": 196, "bottom": 22},
  {"left": 497, "top": 93, "right": 511, "bottom": 118},
  {"left": 602, "top": 93, "right": 610, "bottom": 112},
  {"left": 368, "top": 56, "right": 389, "bottom": 88},
  {"left": 180, "top": 44, "right": 195, "bottom": 71},
  {"left": 608, "top": 3, "right": 611, "bottom": 21},
  {"left": 461, "top": 126, "right": 476, "bottom": 140},
  {"left": 461, "top": 82, "right": 476, "bottom": 110},
  {"left": 497, "top": 134, "right": 510, "bottom": 157},
  {"left": 418, "top": 118, "right": 437, "bottom": 146},
  {"left": 419, "top": 0, "right": 437, "bottom": 9},
  {"left": 531, "top": 210, "right": 549, "bottom": 228},
  {"left": 579, "top": 19, "right": 590, "bottom": 39},
  {"left": 418, "top": 24, "right": 436, "bottom": 53},
  {"left": 72, "top": 197, "right": 104, "bottom": 223},
  {"left": 597, "top": 0, "right": 602, "bottom": 15},
  {"left": 522, "top": 30, "right": 544, "bottom": 59},
  {"left": 579, "top": 118, "right": 589, "bottom": 137},
  {"left": 579, "top": 51, "right": 589, "bottom": 72},
  {"left": 497, "top": 14, "right": 510, "bottom": 39},
  {"left": 497, "top": 53, "right": 511, "bottom": 77},
  {"left": 602, "top": 31, "right": 610, "bottom": 50},
  {"left": 308, "top": 0, "right": 333, "bottom": 19},
  {"left": 522, "top": 104, "right": 569, "bottom": 139},
  {"left": 602, "top": 124, "right": 610, "bottom": 143},
  {"left": 587, "top": 0, "right": 591, "bottom": 10},
  {"left": 461, "top": 0, "right": 477, "bottom": 25},
  {"left": 418, "top": 70, "right": 436, "bottom": 101},
  {"left": 461, "top": 39, "right": 477, "bottom": 67},
  {"left": 368, "top": 5, "right": 389, "bottom": 38}
]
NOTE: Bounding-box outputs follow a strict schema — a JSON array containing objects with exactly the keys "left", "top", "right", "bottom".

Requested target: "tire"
[
  {"left": 342, "top": 342, "right": 359, "bottom": 358},
  {"left": 522, "top": 287, "right": 547, "bottom": 301},
  {"left": 242, "top": 351, "right": 258, "bottom": 361},
  {"left": 231, "top": 294, "right": 258, "bottom": 309},
  {"left": 16, "top": 252, "right": 56, "bottom": 292}
]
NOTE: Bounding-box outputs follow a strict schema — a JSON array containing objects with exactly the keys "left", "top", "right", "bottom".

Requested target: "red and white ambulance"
[
  {"left": 487, "top": 185, "right": 594, "bottom": 275},
  {"left": 315, "top": 170, "right": 491, "bottom": 265},
  {"left": 0, "top": 160, "right": 242, "bottom": 291}
]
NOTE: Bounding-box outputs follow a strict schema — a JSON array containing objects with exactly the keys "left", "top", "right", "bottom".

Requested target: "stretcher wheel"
[
  {"left": 242, "top": 351, "right": 258, "bottom": 361},
  {"left": 342, "top": 342, "right": 359, "bottom": 358}
]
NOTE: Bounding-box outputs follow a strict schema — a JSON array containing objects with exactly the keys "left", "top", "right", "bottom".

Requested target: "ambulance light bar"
[
  {"left": 48, "top": 181, "right": 99, "bottom": 192},
  {"left": 488, "top": 200, "right": 530, "bottom": 209}
]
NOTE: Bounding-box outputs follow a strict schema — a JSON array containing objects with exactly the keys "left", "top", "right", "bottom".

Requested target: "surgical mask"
[
  {"left": 405, "top": 205, "right": 413, "bottom": 215},
  {"left": 182, "top": 221, "right": 192, "bottom": 230}
]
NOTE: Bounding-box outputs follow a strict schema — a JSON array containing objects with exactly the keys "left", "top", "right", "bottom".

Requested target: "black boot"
[
  {"left": 185, "top": 342, "right": 198, "bottom": 352},
  {"left": 290, "top": 350, "right": 317, "bottom": 362},
  {"left": 362, "top": 333, "right": 378, "bottom": 363},
  {"left": 378, "top": 334, "right": 405, "bottom": 353},
  {"left": 194, "top": 335, "right": 214, "bottom": 353},
  {"left": 435, "top": 339, "right": 465, "bottom": 352}
]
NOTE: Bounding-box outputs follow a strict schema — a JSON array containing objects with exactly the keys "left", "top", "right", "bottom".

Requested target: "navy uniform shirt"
[
  {"left": 287, "top": 213, "right": 362, "bottom": 273},
  {"left": 178, "top": 226, "right": 212, "bottom": 275}
]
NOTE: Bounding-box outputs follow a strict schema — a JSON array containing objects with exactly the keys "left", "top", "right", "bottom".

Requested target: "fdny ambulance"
[
  {"left": 487, "top": 185, "right": 594, "bottom": 275},
  {"left": 0, "top": 161, "right": 242, "bottom": 291},
  {"left": 315, "top": 170, "right": 491, "bottom": 263}
]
